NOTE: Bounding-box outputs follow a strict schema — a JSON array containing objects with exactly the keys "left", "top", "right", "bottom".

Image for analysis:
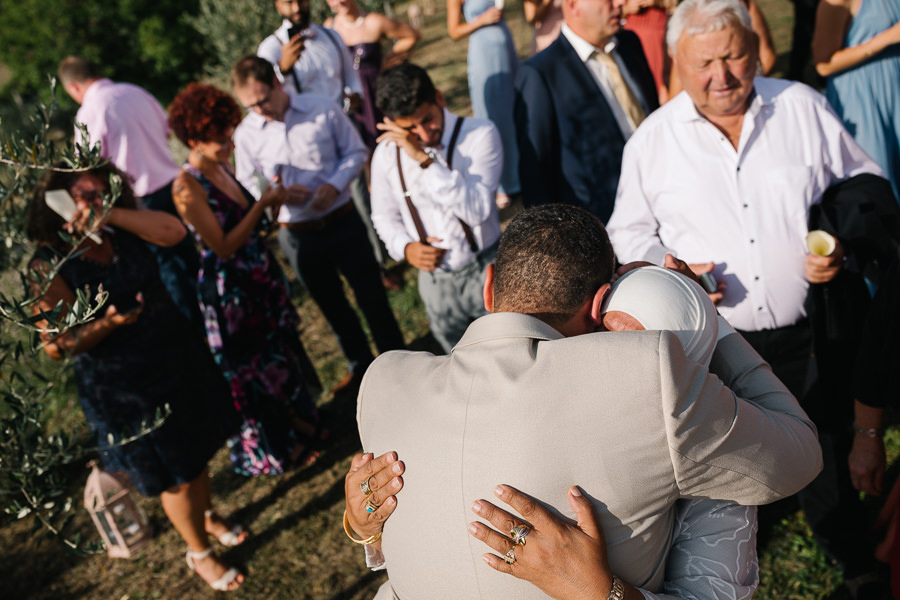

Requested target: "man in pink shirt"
[{"left": 58, "top": 56, "right": 198, "bottom": 324}]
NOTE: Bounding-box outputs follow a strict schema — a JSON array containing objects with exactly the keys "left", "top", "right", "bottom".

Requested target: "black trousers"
[
  {"left": 738, "top": 320, "right": 877, "bottom": 578},
  {"left": 278, "top": 207, "right": 405, "bottom": 375}
]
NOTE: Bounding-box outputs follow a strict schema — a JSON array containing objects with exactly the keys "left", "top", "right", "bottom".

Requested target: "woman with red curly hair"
[{"left": 168, "top": 84, "right": 322, "bottom": 482}]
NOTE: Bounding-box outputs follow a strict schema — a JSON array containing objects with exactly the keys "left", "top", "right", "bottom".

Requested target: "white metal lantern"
[{"left": 83, "top": 461, "right": 152, "bottom": 559}]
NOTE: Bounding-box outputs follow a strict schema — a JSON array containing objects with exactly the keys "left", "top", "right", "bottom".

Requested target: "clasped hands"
[
  {"left": 260, "top": 178, "right": 340, "bottom": 213},
  {"left": 344, "top": 452, "right": 614, "bottom": 600}
]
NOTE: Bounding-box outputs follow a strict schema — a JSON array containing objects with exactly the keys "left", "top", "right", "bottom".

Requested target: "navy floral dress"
[
  {"left": 35, "top": 232, "right": 236, "bottom": 496},
  {"left": 184, "top": 163, "right": 319, "bottom": 476}
]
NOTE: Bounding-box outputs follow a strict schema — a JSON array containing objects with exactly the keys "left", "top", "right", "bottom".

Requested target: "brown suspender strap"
[
  {"left": 396, "top": 144, "right": 429, "bottom": 244},
  {"left": 395, "top": 116, "right": 479, "bottom": 253}
]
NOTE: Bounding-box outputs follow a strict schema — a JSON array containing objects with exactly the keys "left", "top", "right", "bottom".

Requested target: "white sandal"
[
  {"left": 186, "top": 547, "right": 242, "bottom": 591},
  {"left": 205, "top": 509, "right": 247, "bottom": 547}
]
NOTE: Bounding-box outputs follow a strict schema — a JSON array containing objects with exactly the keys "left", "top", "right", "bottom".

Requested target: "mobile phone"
[
  {"left": 288, "top": 25, "right": 309, "bottom": 40},
  {"left": 698, "top": 272, "right": 718, "bottom": 294},
  {"left": 115, "top": 294, "right": 143, "bottom": 316}
]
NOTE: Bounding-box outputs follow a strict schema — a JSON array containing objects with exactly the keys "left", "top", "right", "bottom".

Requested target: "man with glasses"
[
  {"left": 258, "top": 0, "right": 400, "bottom": 292},
  {"left": 232, "top": 56, "right": 404, "bottom": 394}
]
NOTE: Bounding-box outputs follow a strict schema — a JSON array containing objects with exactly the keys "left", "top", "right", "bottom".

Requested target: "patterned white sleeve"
[{"left": 640, "top": 499, "right": 759, "bottom": 600}]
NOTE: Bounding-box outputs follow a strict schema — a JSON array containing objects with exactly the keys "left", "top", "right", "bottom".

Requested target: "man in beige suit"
[{"left": 355, "top": 205, "right": 823, "bottom": 599}]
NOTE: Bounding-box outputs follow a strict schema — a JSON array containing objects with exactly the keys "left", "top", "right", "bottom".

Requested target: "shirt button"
[
  {"left": 750, "top": 239, "right": 755, "bottom": 244},
  {"left": 758, "top": 306, "right": 763, "bottom": 311},
  {"left": 754, "top": 276, "right": 760, "bottom": 281}
]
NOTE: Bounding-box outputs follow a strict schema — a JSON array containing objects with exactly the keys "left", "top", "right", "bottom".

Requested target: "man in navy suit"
[{"left": 515, "top": 0, "right": 658, "bottom": 222}]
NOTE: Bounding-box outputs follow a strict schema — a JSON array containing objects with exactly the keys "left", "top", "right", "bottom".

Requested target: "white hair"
[{"left": 666, "top": 0, "right": 753, "bottom": 55}]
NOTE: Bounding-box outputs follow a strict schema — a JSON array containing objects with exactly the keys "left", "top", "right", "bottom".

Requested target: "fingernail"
[
  {"left": 391, "top": 477, "right": 401, "bottom": 489},
  {"left": 385, "top": 496, "right": 396, "bottom": 507},
  {"left": 392, "top": 462, "right": 402, "bottom": 474},
  {"left": 481, "top": 555, "right": 491, "bottom": 564},
  {"left": 570, "top": 486, "right": 582, "bottom": 497},
  {"left": 468, "top": 523, "right": 478, "bottom": 535},
  {"left": 472, "top": 500, "right": 483, "bottom": 513},
  {"left": 494, "top": 485, "right": 504, "bottom": 497}
]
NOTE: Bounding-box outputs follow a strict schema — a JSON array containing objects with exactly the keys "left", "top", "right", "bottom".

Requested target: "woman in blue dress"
[
  {"left": 813, "top": 0, "right": 900, "bottom": 202},
  {"left": 448, "top": 0, "right": 521, "bottom": 207}
]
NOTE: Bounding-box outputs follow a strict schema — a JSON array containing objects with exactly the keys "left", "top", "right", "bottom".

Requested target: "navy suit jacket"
[{"left": 515, "top": 30, "right": 659, "bottom": 222}]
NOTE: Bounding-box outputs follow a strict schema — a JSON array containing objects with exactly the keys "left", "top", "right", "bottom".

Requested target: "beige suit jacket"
[{"left": 357, "top": 312, "right": 822, "bottom": 599}]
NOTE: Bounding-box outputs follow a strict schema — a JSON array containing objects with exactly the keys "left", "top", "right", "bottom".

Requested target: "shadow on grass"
[{"left": 331, "top": 569, "right": 386, "bottom": 600}]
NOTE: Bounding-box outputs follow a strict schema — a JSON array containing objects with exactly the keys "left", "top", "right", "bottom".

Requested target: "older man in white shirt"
[
  {"left": 606, "top": 0, "right": 885, "bottom": 595},
  {"left": 369, "top": 64, "right": 502, "bottom": 353}
]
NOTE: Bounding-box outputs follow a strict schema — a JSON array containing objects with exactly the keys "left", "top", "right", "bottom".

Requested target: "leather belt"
[{"left": 279, "top": 202, "right": 354, "bottom": 231}]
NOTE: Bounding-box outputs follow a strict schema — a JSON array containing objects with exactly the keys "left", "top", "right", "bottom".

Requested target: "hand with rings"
[
  {"left": 468, "top": 484, "right": 630, "bottom": 600},
  {"left": 344, "top": 451, "right": 405, "bottom": 544}
]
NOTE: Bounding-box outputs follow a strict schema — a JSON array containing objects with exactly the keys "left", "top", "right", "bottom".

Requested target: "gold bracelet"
[
  {"left": 343, "top": 510, "right": 383, "bottom": 545},
  {"left": 607, "top": 575, "right": 625, "bottom": 600}
]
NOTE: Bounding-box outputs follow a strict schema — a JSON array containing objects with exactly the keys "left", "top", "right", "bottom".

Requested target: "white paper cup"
[
  {"left": 806, "top": 230, "right": 836, "bottom": 256},
  {"left": 494, "top": 0, "right": 505, "bottom": 9}
]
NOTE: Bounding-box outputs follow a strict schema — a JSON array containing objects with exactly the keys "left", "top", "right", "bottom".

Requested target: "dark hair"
[
  {"left": 492, "top": 205, "right": 615, "bottom": 328},
  {"left": 57, "top": 56, "right": 100, "bottom": 85},
  {"left": 231, "top": 55, "right": 277, "bottom": 90},
  {"left": 26, "top": 163, "right": 137, "bottom": 250},
  {"left": 375, "top": 63, "right": 437, "bottom": 118},
  {"left": 167, "top": 83, "right": 243, "bottom": 146}
]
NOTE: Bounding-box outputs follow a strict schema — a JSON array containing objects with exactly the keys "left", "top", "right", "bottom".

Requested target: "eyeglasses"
[
  {"left": 70, "top": 188, "right": 101, "bottom": 203},
  {"left": 244, "top": 92, "right": 272, "bottom": 111}
]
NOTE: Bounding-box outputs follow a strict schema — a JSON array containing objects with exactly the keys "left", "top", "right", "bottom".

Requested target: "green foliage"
[
  {"left": 0, "top": 84, "right": 143, "bottom": 553},
  {"left": 0, "top": 0, "right": 205, "bottom": 105},
  {"left": 189, "top": 0, "right": 282, "bottom": 86}
]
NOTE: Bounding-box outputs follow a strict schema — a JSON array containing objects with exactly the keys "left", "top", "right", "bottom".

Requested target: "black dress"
[{"left": 38, "top": 231, "right": 236, "bottom": 496}]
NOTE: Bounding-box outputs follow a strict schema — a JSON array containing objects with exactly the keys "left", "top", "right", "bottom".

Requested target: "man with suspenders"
[{"left": 369, "top": 64, "right": 504, "bottom": 353}]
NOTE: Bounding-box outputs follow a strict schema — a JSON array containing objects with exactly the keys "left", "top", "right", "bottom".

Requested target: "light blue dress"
[
  {"left": 825, "top": 0, "right": 900, "bottom": 203},
  {"left": 463, "top": 0, "right": 520, "bottom": 196}
]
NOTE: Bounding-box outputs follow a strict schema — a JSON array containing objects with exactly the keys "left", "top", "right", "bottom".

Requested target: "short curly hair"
[{"left": 167, "top": 83, "right": 243, "bottom": 146}]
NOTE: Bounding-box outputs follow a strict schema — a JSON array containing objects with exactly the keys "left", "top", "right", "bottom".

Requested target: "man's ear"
[
  {"left": 483, "top": 263, "right": 495, "bottom": 312},
  {"left": 436, "top": 89, "right": 447, "bottom": 109},
  {"left": 589, "top": 283, "right": 611, "bottom": 327}
]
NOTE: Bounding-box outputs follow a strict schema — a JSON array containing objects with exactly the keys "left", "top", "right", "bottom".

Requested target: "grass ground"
[{"left": 0, "top": 0, "right": 887, "bottom": 598}]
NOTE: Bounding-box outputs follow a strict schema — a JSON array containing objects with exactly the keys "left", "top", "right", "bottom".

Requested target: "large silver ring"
[
  {"left": 504, "top": 547, "right": 516, "bottom": 565},
  {"left": 360, "top": 477, "right": 373, "bottom": 496},
  {"left": 510, "top": 525, "right": 530, "bottom": 546}
]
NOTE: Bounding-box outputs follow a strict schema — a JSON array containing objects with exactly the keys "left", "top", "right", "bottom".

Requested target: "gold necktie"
[{"left": 593, "top": 51, "right": 646, "bottom": 128}]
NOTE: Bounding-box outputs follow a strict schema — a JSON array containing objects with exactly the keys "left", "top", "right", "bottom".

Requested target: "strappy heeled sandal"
[
  {"left": 186, "top": 547, "right": 242, "bottom": 591},
  {"left": 204, "top": 509, "right": 248, "bottom": 546}
]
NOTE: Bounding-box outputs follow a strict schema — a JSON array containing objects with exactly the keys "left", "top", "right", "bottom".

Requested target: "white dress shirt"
[
  {"left": 75, "top": 79, "right": 180, "bottom": 197},
  {"left": 233, "top": 93, "right": 367, "bottom": 223},
  {"left": 369, "top": 109, "right": 502, "bottom": 271},
  {"left": 607, "top": 78, "right": 882, "bottom": 331},
  {"left": 258, "top": 21, "right": 362, "bottom": 104},
  {"left": 561, "top": 24, "right": 643, "bottom": 140}
]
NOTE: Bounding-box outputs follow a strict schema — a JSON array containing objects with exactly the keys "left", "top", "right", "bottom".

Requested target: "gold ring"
[
  {"left": 504, "top": 547, "right": 516, "bottom": 565},
  {"left": 365, "top": 499, "right": 380, "bottom": 513},
  {"left": 510, "top": 525, "right": 530, "bottom": 546},
  {"left": 360, "top": 477, "right": 373, "bottom": 496}
]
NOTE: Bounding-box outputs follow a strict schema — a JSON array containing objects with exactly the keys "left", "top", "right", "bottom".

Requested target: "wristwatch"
[{"left": 419, "top": 148, "right": 438, "bottom": 169}]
